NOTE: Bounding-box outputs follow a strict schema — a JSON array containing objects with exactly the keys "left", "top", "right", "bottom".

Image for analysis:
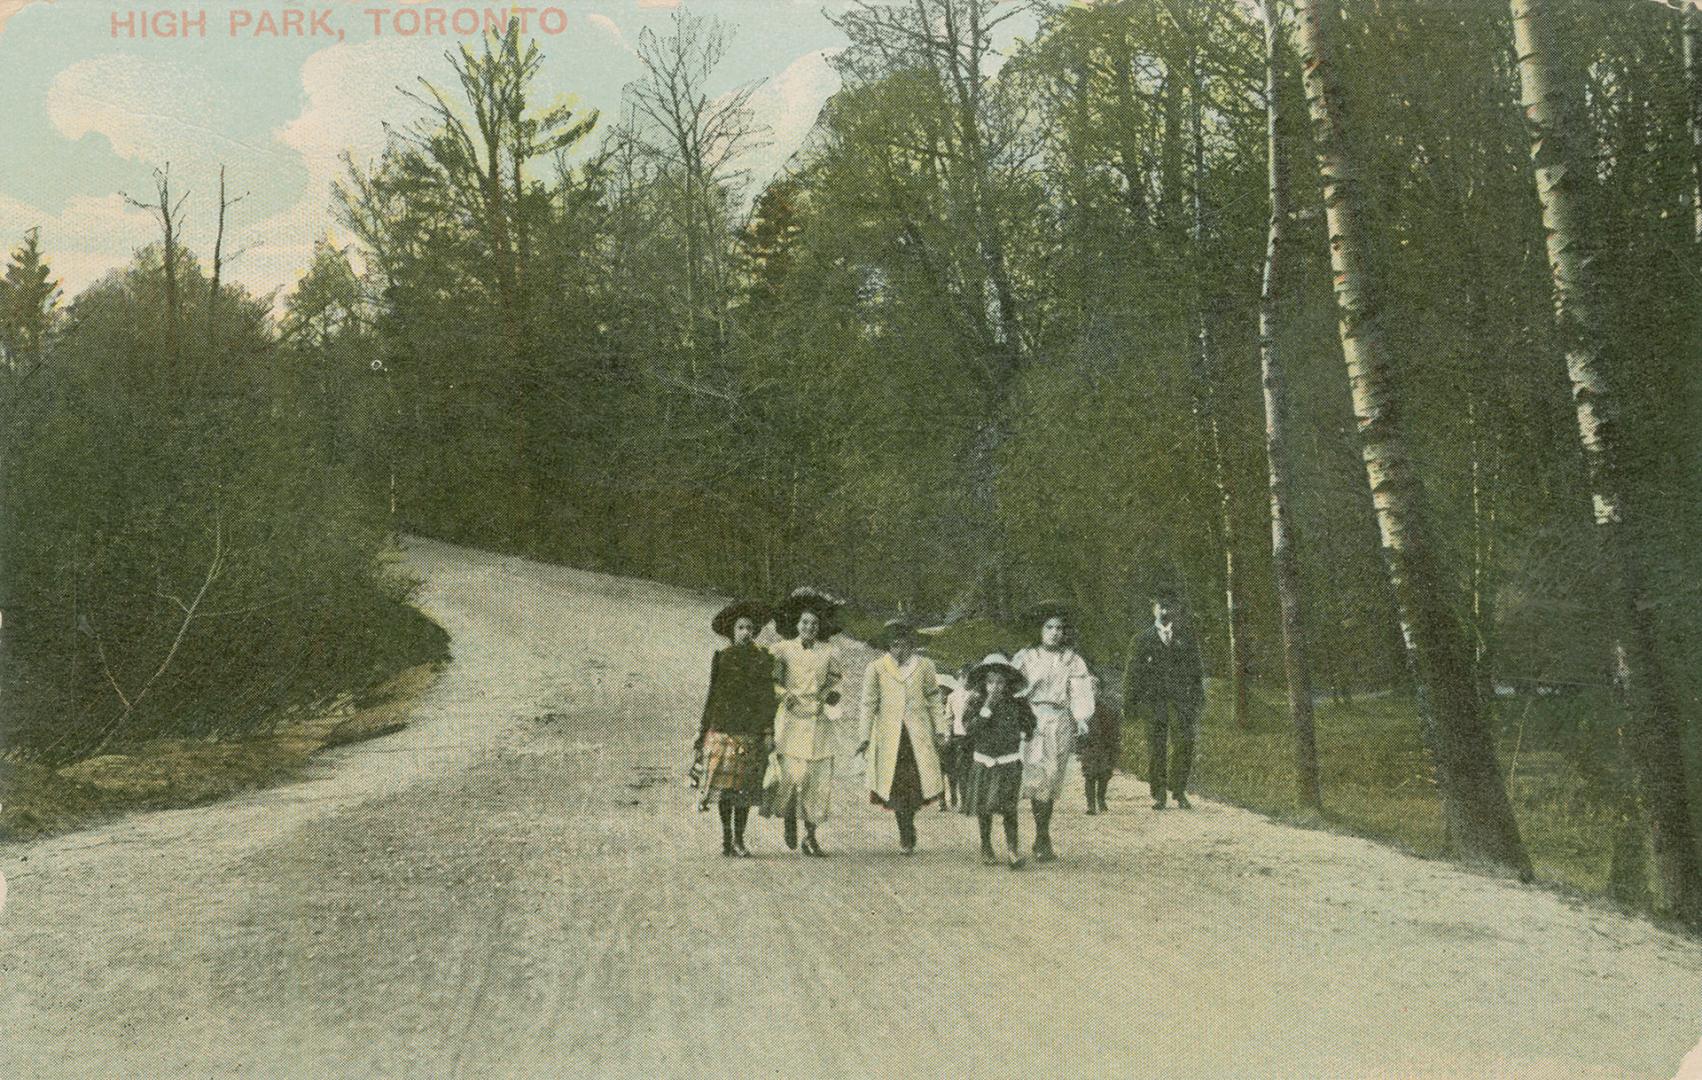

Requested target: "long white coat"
[{"left": 859, "top": 653, "right": 948, "bottom": 801}]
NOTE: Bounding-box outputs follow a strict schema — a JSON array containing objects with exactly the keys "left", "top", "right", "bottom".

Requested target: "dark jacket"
[
  {"left": 699, "top": 642, "right": 775, "bottom": 739},
  {"left": 963, "top": 692, "right": 1036, "bottom": 758},
  {"left": 1122, "top": 624, "right": 1205, "bottom": 714}
]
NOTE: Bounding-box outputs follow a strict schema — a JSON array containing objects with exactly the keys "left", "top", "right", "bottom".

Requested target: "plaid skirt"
[{"left": 702, "top": 731, "right": 765, "bottom": 806}]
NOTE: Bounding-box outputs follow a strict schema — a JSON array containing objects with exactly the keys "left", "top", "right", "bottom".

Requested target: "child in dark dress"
[
  {"left": 961, "top": 653, "right": 1037, "bottom": 869},
  {"left": 1078, "top": 697, "right": 1122, "bottom": 814}
]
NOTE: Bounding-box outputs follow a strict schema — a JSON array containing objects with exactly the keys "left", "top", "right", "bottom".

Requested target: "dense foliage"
[
  {"left": 329, "top": 6, "right": 1694, "bottom": 690},
  {"left": 0, "top": 192, "right": 444, "bottom": 764}
]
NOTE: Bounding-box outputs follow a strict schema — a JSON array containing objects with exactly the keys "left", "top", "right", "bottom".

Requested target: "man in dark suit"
[{"left": 1122, "top": 589, "right": 1205, "bottom": 810}]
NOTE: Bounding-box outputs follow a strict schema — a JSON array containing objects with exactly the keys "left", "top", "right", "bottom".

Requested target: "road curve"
[{"left": 2, "top": 538, "right": 1698, "bottom": 1079}]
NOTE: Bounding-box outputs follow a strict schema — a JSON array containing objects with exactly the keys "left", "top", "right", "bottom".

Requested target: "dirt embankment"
[{"left": 0, "top": 662, "right": 444, "bottom": 843}]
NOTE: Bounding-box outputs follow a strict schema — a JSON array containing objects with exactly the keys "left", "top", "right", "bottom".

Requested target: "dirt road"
[{"left": 2, "top": 538, "right": 1698, "bottom": 1079}]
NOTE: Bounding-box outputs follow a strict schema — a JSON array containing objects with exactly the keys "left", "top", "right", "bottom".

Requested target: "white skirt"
[
  {"left": 771, "top": 754, "right": 833, "bottom": 823},
  {"left": 1021, "top": 703, "right": 1076, "bottom": 802}
]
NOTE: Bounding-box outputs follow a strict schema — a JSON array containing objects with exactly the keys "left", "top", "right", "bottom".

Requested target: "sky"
[{"left": 0, "top": 0, "right": 850, "bottom": 305}]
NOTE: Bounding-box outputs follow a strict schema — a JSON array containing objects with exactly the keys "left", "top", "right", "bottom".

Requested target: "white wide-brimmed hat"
[{"left": 967, "top": 652, "right": 1026, "bottom": 692}]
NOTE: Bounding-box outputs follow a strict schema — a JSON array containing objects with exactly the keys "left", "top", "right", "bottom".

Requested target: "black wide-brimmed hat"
[
  {"left": 967, "top": 652, "right": 1027, "bottom": 693},
  {"left": 774, "top": 586, "right": 843, "bottom": 639},
  {"left": 1023, "top": 598, "right": 1075, "bottom": 628},
  {"left": 876, "top": 618, "right": 920, "bottom": 650},
  {"left": 711, "top": 599, "right": 771, "bottom": 641}
]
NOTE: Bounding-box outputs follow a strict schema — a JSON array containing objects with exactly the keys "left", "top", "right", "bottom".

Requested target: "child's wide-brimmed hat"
[
  {"left": 968, "top": 652, "right": 1026, "bottom": 692},
  {"left": 711, "top": 599, "right": 771, "bottom": 641},
  {"left": 876, "top": 617, "right": 919, "bottom": 650},
  {"left": 774, "top": 586, "right": 843, "bottom": 640}
]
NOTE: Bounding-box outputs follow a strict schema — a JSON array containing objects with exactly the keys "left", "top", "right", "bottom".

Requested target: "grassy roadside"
[
  {"left": 0, "top": 659, "right": 446, "bottom": 844},
  {"left": 867, "top": 611, "right": 1659, "bottom": 909},
  {"left": 1186, "top": 682, "right": 1648, "bottom": 901}
]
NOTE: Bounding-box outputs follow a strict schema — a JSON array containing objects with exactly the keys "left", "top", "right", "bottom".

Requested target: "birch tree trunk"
[
  {"left": 1684, "top": 4, "right": 1702, "bottom": 244},
  {"left": 1259, "top": 0, "right": 1321, "bottom": 810},
  {"left": 1294, "top": 0, "right": 1530, "bottom": 873},
  {"left": 1509, "top": 0, "right": 1702, "bottom": 925}
]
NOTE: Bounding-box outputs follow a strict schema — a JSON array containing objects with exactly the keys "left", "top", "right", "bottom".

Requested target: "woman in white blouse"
[
  {"left": 767, "top": 589, "right": 844, "bottom": 856},
  {"left": 1010, "top": 602, "right": 1096, "bottom": 862}
]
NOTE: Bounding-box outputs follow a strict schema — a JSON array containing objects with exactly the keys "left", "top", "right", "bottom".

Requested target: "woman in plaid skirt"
[{"left": 695, "top": 600, "right": 775, "bottom": 856}]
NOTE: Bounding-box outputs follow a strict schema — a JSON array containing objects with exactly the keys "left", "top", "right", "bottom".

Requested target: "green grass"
[{"left": 1164, "top": 683, "right": 1654, "bottom": 900}]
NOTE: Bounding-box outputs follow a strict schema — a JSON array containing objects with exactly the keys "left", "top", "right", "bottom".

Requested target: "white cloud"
[
  {"left": 0, "top": 190, "right": 160, "bottom": 299},
  {"left": 46, "top": 55, "right": 253, "bottom": 171},
  {"left": 739, "top": 48, "right": 840, "bottom": 189},
  {"left": 237, "top": 37, "right": 443, "bottom": 301},
  {"left": 0, "top": 0, "right": 52, "bottom": 38},
  {"left": 585, "top": 13, "right": 634, "bottom": 53}
]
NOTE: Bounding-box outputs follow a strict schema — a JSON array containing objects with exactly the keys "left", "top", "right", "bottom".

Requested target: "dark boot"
[
  {"left": 784, "top": 809, "right": 799, "bottom": 850},
  {"left": 719, "top": 800, "right": 735, "bottom": 855},
  {"left": 1098, "top": 777, "right": 1111, "bottom": 813},
  {"left": 1085, "top": 776, "right": 1098, "bottom": 814},
  {"left": 733, "top": 806, "right": 752, "bottom": 856},
  {"left": 1004, "top": 813, "right": 1024, "bottom": 869},
  {"left": 898, "top": 811, "right": 917, "bottom": 854},
  {"left": 1032, "top": 800, "right": 1056, "bottom": 861},
  {"left": 802, "top": 823, "right": 827, "bottom": 857},
  {"left": 979, "top": 816, "right": 998, "bottom": 865}
]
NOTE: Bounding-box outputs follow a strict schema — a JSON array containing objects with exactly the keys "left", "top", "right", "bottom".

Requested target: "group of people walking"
[{"left": 692, "top": 586, "right": 1205, "bottom": 868}]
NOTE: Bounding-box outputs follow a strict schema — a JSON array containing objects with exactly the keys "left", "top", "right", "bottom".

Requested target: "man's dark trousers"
[{"left": 1147, "top": 696, "right": 1198, "bottom": 801}]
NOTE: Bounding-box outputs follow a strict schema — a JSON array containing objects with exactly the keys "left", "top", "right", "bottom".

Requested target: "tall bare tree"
[
  {"left": 1509, "top": 0, "right": 1702, "bottom": 925},
  {"left": 123, "top": 165, "right": 188, "bottom": 367},
  {"left": 626, "top": 8, "right": 765, "bottom": 359},
  {"left": 206, "top": 165, "right": 249, "bottom": 347},
  {"left": 1293, "top": 0, "right": 1529, "bottom": 873},
  {"left": 1257, "top": 0, "right": 1321, "bottom": 810}
]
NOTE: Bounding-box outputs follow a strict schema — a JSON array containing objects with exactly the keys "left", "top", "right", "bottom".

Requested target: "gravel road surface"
[{"left": 3, "top": 538, "right": 1698, "bottom": 1079}]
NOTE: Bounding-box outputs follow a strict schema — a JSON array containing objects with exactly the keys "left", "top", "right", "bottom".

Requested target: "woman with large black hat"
[
  {"left": 695, "top": 599, "right": 775, "bottom": 856},
  {"left": 856, "top": 618, "right": 949, "bottom": 854},
  {"left": 765, "top": 587, "right": 845, "bottom": 856},
  {"left": 1011, "top": 600, "right": 1097, "bottom": 862}
]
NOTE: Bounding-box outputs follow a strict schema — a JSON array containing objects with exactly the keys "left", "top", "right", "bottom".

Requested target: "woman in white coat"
[
  {"left": 856, "top": 619, "right": 948, "bottom": 854},
  {"left": 1011, "top": 601, "right": 1096, "bottom": 862}
]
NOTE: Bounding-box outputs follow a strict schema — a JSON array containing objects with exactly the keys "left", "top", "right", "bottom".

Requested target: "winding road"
[{"left": 2, "top": 538, "right": 1698, "bottom": 1079}]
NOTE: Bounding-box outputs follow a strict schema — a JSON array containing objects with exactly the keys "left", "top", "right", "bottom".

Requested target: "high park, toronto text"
[{"left": 109, "top": 6, "right": 576, "bottom": 41}]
